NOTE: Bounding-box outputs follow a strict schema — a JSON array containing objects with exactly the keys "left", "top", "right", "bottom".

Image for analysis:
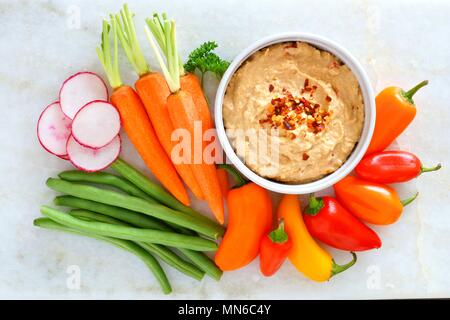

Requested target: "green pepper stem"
[
  {"left": 421, "top": 163, "right": 442, "bottom": 174},
  {"left": 402, "top": 80, "right": 428, "bottom": 104},
  {"left": 217, "top": 164, "right": 248, "bottom": 188},
  {"left": 331, "top": 252, "right": 357, "bottom": 277},
  {"left": 401, "top": 192, "right": 419, "bottom": 207},
  {"left": 268, "top": 219, "right": 289, "bottom": 244},
  {"left": 304, "top": 194, "right": 324, "bottom": 215}
]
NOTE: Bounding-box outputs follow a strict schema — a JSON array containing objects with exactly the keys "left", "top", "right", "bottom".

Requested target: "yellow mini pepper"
[{"left": 277, "top": 194, "right": 357, "bottom": 282}]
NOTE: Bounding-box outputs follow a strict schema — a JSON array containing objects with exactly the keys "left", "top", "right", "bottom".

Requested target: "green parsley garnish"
[{"left": 184, "top": 41, "right": 230, "bottom": 87}]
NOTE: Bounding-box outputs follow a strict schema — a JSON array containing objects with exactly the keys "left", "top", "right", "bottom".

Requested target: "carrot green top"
[
  {"left": 115, "top": 4, "right": 150, "bottom": 77},
  {"left": 146, "top": 13, "right": 185, "bottom": 76},
  {"left": 144, "top": 14, "right": 181, "bottom": 93},
  {"left": 96, "top": 19, "right": 122, "bottom": 89}
]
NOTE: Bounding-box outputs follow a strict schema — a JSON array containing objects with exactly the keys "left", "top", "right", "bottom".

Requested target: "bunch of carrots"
[{"left": 97, "top": 5, "right": 227, "bottom": 224}]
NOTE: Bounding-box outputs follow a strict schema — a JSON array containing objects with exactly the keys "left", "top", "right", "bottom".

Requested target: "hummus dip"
[{"left": 223, "top": 41, "right": 364, "bottom": 183}]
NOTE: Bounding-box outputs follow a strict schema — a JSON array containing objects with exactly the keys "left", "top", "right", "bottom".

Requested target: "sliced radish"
[
  {"left": 37, "top": 102, "right": 72, "bottom": 157},
  {"left": 59, "top": 71, "right": 108, "bottom": 119},
  {"left": 66, "top": 135, "right": 121, "bottom": 172},
  {"left": 71, "top": 101, "right": 121, "bottom": 149}
]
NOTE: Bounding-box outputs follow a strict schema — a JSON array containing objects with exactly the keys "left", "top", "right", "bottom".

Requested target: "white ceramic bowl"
[{"left": 215, "top": 33, "right": 375, "bottom": 194}]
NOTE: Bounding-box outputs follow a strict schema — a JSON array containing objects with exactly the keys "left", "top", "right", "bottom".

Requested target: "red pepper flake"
[
  {"left": 283, "top": 120, "right": 293, "bottom": 130},
  {"left": 326, "top": 95, "right": 332, "bottom": 102},
  {"left": 328, "top": 61, "right": 340, "bottom": 69},
  {"left": 260, "top": 89, "right": 330, "bottom": 136},
  {"left": 284, "top": 42, "right": 298, "bottom": 49},
  {"left": 269, "top": 84, "right": 274, "bottom": 92},
  {"left": 304, "top": 78, "right": 309, "bottom": 88},
  {"left": 302, "top": 153, "right": 310, "bottom": 160}
]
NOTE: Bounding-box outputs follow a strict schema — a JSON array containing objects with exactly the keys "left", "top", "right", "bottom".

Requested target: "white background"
[{"left": 0, "top": 0, "right": 449, "bottom": 299}]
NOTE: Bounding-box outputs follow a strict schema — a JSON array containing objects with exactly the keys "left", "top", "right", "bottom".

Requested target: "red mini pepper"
[
  {"left": 259, "top": 220, "right": 292, "bottom": 277},
  {"left": 303, "top": 195, "right": 381, "bottom": 251},
  {"left": 356, "top": 150, "right": 441, "bottom": 184}
]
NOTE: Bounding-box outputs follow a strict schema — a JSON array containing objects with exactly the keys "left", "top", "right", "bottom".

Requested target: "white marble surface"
[{"left": 0, "top": 0, "right": 449, "bottom": 299}]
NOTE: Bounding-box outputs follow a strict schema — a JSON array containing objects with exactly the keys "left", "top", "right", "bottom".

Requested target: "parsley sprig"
[{"left": 184, "top": 41, "right": 230, "bottom": 87}]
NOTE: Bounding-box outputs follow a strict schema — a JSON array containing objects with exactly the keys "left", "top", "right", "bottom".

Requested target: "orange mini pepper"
[
  {"left": 278, "top": 194, "right": 356, "bottom": 282},
  {"left": 215, "top": 165, "right": 273, "bottom": 271},
  {"left": 334, "top": 176, "right": 418, "bottom": 225},
  {"left": 366, "top": 80, "right": 428, "bottom": 155}
]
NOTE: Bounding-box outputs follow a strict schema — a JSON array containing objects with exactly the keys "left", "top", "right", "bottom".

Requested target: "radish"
[
  {"left": 71, "top": 101, "right": 121, "bottom": 148},
  {"left": 37, "top": 102, "right": 72, "bottom": 157},
  {"left": 59, "top": 72, "right": 108, "bottom": 119},
  {"left": 66, "top": 135, "right": 121, "bottom": 172}
]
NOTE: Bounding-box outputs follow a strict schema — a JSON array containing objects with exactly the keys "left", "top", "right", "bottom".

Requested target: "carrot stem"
[
  {"left": 146, "top": 13, "right": 185, "bottom": 76},
  {"left": 144, "top": 25, "right": 179, "bottom": 92},
  {"left": 96, "top": 19, "right": 122, "bottom": 89},
  {"left": 115, "top": 4, "right": 149, "bottom": 76}
]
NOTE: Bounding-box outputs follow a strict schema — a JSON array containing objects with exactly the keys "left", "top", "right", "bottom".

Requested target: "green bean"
[
  {"left": 177, "top": 250, "right": 222, "bottom": 281},
  {"left": 56, "top": 196, "right": 222, "bottom": 280},
  {"left": 69, "top": 209, "right": 204, "bottom": 281},
  {"left": 58, "top": 170, "right": 158, "bottom": 204},
  {"left": 41, "top": 206, "right": 218, "bottom": 251},
  {"left": 47, "top": 178, "right": 222, "bottom": 239},
  {"left": 54, "top": 195, "right": 170, "bottom": 231},
  {"left": 33, "top": 217, "right": 171, "bottom": 294},
  {"left": 111, "top": 158, "right": 225, "bottom": 234},
  {"left": 57, "top": 172, "right": 190, "bottom": 234}
]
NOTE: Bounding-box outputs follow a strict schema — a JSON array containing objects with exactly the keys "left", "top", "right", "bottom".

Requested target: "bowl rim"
[{"left": 214, "top": 32, "right": 375, "bottom": 194}]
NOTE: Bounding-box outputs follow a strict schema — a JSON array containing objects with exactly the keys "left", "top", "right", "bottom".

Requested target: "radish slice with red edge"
[
  {"left": 59, "top": 72, "right": 108, "bottom": 119},
  {"left": 67, "top": 135, "right": 121, "bottom": 172},
  {"left": 37, "top": 102, "right": 72, "bottom": 157},
  {"left": 71, "top": 101, "right": 121, "bottom": 148}
]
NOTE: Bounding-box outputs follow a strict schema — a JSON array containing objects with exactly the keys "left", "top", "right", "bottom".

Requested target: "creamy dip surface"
[{"left": 222, "top": 42, "right": 364, "bottom": 183}]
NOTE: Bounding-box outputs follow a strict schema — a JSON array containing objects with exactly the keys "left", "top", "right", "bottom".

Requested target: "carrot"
[
  {"left": 168, "top": 92, "right": 224, "bottom": 223},
  {"left": 145, "top": 17, "right": 224, "bottom": 223},
  {"left": 216, "top": 167, "right": 229, "bottom": 198},
  {"left": 147, "top": 15, "right": 223, "bottom": 169},
  {"left": 96, "top": 17, "right": 189, "bottom": 206},
  {"left": 115, "top": 5, "right": 203, "bottom": 201},
  {"left": 180, "top": 73, "right": 213, "bottom": 127},
  {"left": 135, "top": 73, "right": 205, "bottom": 200}
]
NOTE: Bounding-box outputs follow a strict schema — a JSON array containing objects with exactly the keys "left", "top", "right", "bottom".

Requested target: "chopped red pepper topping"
[
  {"left": 284, "top": 42, "right": 298, "bottom": 49},
  {"left": 259, "top": 86, "right": 331, "bottom": 136}
]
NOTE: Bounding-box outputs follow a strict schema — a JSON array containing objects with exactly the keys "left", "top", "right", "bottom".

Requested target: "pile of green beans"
[
  {"left": 34, "top": 159, "right": 224, "bottom": 294},
  {"left": 34, "top": 217, "right": 172, "bottom": 294}
]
